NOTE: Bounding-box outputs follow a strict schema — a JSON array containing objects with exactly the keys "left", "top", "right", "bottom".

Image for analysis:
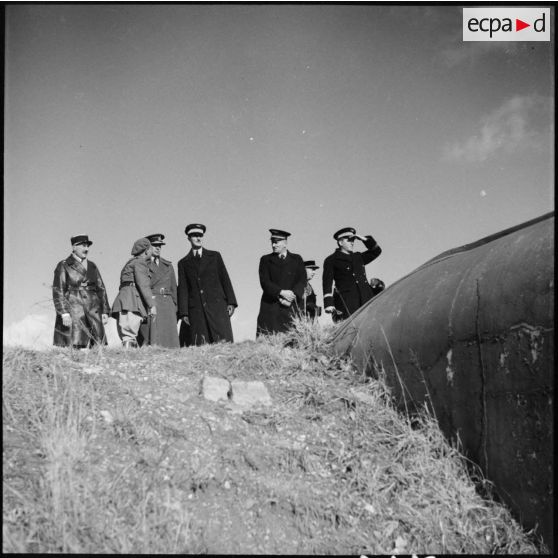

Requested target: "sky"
[{"left": 3, "top": 4, "right": 555, "bottom": 348}]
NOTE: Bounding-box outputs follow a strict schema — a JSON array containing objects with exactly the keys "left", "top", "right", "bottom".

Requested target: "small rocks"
[
  {"left": 392, "top": 535, "right": 408, "bottom": 554},
  {"left": 201, "top": 376, "right": 273, "bottom": 411},
  {"left": 244, "top": 498, "right": 257, "bottom": 510},
  {"left": 349, "top": 388, "right": 377, "bottom": 407},
  {"left": 231, "top": 380, "right": 272, "bottom": 408},
  {"left": 99, "top": 410, "right": 114, "bottom": 424},
  {"left": 82, "top": 365, "right": 103, "bottom": 375},
  {"left": 202, "top": 376, "right": 231, "bottom": 402}
]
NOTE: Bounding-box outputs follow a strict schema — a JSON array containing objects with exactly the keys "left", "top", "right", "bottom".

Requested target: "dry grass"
[{"left": 3, "top": 319, "right": 545, "bottom": 554}]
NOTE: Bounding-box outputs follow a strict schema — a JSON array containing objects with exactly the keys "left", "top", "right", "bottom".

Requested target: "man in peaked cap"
[
  {"left": 137, "top": 234, "right": 179, "bottom": 348},
  {"left": 322, "top": 227, "right": 382, "bottom": 322},
  {"left": 177, "top": 223, "right": 237, "bottom": 346},
  {"left": 52, "top": 234, "right": 111, "bottom": 348},
  {"left": 256, "top": 229, "right": 307, "bottom": 336},
  {"left": 111, "top": 238, "right": 157, "bottom": 348},
  {"left": 301, "top": 260, "right": 322, "bottom": 320}
]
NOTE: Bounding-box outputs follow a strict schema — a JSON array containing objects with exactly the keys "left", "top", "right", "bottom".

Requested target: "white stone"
[
  {"left": 202, "top": 376, "right": 230, "bottom": 402},
  {"left": 231, "top": 380, "right": 272, "bottom": 408},
  {"left": 99, "top": 410, "right": 114, "bottom": 424}
]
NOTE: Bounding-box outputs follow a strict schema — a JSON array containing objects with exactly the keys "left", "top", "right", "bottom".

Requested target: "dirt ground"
[{"left": 3, "top": 340, "right": 543, "bottom": 554}]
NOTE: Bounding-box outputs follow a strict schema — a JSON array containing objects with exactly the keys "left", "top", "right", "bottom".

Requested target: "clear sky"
[{"left": 3, "top": 4, "right": 554, "bottom": 347}]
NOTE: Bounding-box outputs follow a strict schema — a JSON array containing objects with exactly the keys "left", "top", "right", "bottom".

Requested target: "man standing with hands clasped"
[
  {"left": 322, "top": 227, "right": 382, "bottom": 322},
  {"left": 256, "top": 228, "right": 306, "bottom": 336},
  {"left": 177, "top": 223, "right": 237, "bottom": 346}
]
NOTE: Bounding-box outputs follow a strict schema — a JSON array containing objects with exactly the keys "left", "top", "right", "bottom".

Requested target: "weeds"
[{"left": 3, "top": 323, "right": 544, "bottom": 554}]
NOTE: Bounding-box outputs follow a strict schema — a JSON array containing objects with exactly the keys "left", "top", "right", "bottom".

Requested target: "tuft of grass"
[{"left": 3, "top": 322, "right": 545, "bottom": 554}]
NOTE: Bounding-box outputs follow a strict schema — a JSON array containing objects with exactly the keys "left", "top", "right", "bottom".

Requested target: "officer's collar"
[
  {"left": 335, "top": 248, "right": 352, "bottom": 257},
  {"left": 71, "top": 253, "right": 87, "bottom": 264}
]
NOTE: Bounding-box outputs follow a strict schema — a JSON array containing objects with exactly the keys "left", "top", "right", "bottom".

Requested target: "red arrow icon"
[{"left": 516, "top": 19, "right": 530, "bottom": 31}]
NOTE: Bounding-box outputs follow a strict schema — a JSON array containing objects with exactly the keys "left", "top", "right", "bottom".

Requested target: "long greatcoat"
[
  {"left": 52, "top": 255, "right": 111, "bottom": 347},
  {"left": 111, "top": 257, "right": 154, "bottom": 318},
  {"left": 138, "top": 257, "right": 179, "bottom": 348},
  {"left": 322, "top": 235, "right": 381, "bottom": 321},
  {"left": 177, "top": 249, "right": 237, "bottom": 346},
  {"left": 256, "top": 252, "right": 306, "bottom": 336}
]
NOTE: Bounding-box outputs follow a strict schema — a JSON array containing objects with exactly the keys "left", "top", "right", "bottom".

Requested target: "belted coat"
[
  {"left": 138, "top": 257, "right": 179, "bottom": 348},
  {"left": 322, "top": 236, "right": 382, "bottom": 321},
  {"left": 52, "top": 255, "right": 111, "bottom": 347},
  {"left": 177, "top": 249, "right": 237, "bottom": 346},
  {"left": 111, "top": 257, "right": 154, "bottom": 319},
  {"left": 256, "top": 252, "right": 307, "bottom": 336}
]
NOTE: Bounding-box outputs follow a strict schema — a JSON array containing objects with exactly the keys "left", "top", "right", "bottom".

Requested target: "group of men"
[{"left": 52, "top": 225, "right": 384, "bottom": 349}]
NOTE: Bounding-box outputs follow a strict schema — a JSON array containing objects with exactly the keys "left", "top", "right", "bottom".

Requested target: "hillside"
[{"left": 3, "top": 320, "right": 543, "bottom": 554}]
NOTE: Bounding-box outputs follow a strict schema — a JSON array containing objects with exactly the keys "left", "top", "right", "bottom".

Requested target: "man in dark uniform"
[
  {"left": 52, "top": 234, "right": 111, "bottom": 348},
  {"left": 322, "top": 227, "right": 382, "bottom": 322},
  {"left": 138, "top": 234, "right": 180, "bottom": 348},
  {"left": 301, "top": 260, "right": 321, "bottom": 320},
  {"left": 177, "top": 223, "right": 237, "bottom": 346},
  {"left": 256, "top": 229, "right": 307, "bottom": 336}
]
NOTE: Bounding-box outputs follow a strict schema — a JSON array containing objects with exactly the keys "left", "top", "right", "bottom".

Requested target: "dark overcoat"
[
  {"left": 138, "top": 257, "right": 180, "bottom": 348},
  {"left": 301, "top": 283, "right": 320, "bottom": 320},
  {"left": 256, "top": 252, "right": 307, "bottom": 336},
  {"left": 177, "top": 249, "right": 237, "bottom": 346},
  {"left": 111, "top": 257, "right": 154, "bottom": 318},
  {"left": 52, "top": 256, "right": 111, "bottom": 347},
  {"left": 322, "top": 236, "right": 381, "bottom": 320}
]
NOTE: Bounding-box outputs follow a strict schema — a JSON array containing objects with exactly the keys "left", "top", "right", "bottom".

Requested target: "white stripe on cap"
[
  {"left": 188, "top": 228, "right": 204, "bottom": 235},
  {"left": 337, "top": 232, "right": 354, "bottom": 239}
]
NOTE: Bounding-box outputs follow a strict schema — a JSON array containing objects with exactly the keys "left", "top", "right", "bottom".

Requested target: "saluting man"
[
  {"left": 138, "top": 234, "right": 180, "bottom": 348},
  {"left": 322, "top": 227, "right": 382, "bottom": 322},
  {"left": 52, "top": 234, "right": 110, "bottom": 348},
  {"left": 256, "top": 229, "right": 307, "bottom": 336},
  {"left": 177, "top": 223, "right": 237, "bottom": 346}
]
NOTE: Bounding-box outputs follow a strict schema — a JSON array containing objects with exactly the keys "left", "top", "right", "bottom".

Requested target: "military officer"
[
  {"left": 138, "top": 234, "right": 180, "bottom": 348},
  {"left": 52, "top": 234, "right": 111, "bottom": 348},
  {"left": 256, "top": 229, "right": 307, "bottom": 336},
  {"left": 301, "top": 260, "right": 321, "bottom": 320},
  {"left": 111, "top": 238, "right": 157, "bottom": 348},
  {"left": 177, "top": 223, "right": 237, "bottom": 346},
  {"left": 322, "top": 227, "right": 382, "bottom": 322}
]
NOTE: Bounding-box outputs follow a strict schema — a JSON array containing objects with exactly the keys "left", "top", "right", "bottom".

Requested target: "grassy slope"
[{"left": 3, "top": 321, "right": 543, "bottom": 554}]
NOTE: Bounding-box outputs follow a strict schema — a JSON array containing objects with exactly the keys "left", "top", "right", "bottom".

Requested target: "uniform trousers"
[{"left": 117, "top": 311, "right": 143, "bottom": 343}]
